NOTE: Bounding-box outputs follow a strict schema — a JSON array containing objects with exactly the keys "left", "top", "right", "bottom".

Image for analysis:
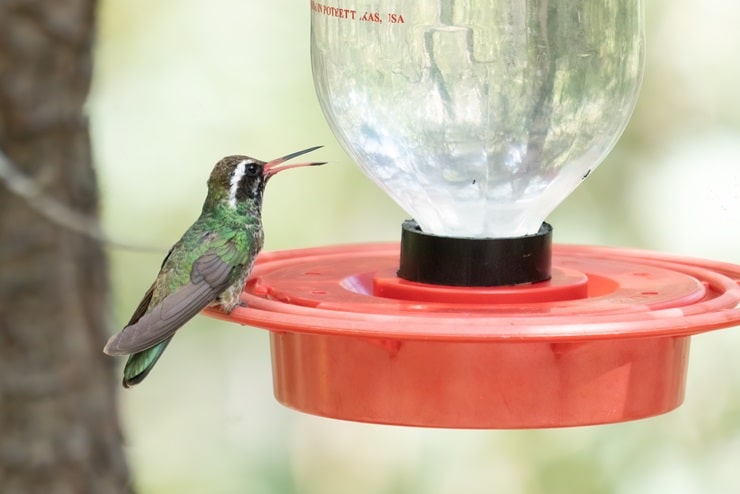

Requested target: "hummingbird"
[{"left": 103, "top": 146, "right": 325, "bottom": 388}]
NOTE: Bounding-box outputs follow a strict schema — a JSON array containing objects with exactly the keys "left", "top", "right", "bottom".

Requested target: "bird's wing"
[
  {"left": 103, "top": 242, "right": 243, "bottom": 356},
  {"left": 122, "top": 244, "right": 175, "bottom": 328}
]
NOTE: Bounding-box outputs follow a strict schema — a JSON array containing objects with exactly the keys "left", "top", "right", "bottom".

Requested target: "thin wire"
[{"left": 0, "top": 148, "right": 162, "bottom": 253}]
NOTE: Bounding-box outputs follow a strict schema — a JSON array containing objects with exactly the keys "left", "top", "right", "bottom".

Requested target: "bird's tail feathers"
[{"left": 122, "top": 337, "right": 173, "bottom": 388}]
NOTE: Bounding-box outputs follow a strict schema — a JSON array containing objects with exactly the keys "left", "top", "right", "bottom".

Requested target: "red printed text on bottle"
[{"left": 310, "top": 1, "right": 405, "bottom": 24}]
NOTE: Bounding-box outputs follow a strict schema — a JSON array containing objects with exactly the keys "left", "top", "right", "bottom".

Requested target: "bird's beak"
[{"left": 263, "top": 145, "right": 326, "bottom": 178}]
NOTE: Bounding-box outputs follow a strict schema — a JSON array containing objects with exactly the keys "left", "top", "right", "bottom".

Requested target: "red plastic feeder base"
[{"left": 205, "top": 243, "right": 740, "bottom": 428}]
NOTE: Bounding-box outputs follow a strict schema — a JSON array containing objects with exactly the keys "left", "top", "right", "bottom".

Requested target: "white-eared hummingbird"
[{"left": 104, "top": 146, "right": 325, "bottom": 387}]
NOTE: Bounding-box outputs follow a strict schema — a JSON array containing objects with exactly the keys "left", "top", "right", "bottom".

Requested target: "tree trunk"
[{"left": 0, "top": 1, "right": 131, "bottom": 492}]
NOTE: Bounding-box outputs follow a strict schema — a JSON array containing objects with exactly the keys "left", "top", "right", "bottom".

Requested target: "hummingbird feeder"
[{"left": 207, "top": 0, "right": 740, "bottom": 428}]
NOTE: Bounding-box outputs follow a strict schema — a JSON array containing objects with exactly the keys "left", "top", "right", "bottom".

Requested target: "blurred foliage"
[{"left": 89, "top": 0, "right": 740, "bottom": 493}]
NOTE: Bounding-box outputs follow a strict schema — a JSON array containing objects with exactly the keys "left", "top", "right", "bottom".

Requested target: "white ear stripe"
[{"left": 228, "top": 160, "right": 248, "bottom": 209}]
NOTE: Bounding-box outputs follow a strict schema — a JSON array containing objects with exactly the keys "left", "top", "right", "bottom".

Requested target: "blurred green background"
[{"left": 89, "top": 1, "right": 740, "bottom": 493}]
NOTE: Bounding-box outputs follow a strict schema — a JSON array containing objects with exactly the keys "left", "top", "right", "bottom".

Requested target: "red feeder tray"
[{"left": 205, "top": 243, "right": 740, "bottom": 428}]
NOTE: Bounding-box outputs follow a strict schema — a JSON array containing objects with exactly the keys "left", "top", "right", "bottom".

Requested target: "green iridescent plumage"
[{"left": 104, "top": 147, "right": 324, "bottom": 387}]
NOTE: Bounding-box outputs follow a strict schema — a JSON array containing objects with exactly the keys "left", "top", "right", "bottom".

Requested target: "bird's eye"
[{"left": 245, "top": 164, "right": 261, "bottom": 177}]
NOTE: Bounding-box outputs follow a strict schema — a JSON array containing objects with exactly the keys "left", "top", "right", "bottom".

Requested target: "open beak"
[{"left": 263, "top": 145, "right": 326, "bottom": 178}]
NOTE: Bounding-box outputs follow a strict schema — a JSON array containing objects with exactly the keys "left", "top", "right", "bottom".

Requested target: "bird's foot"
[{"left": 225, "top": 300, "right": 248, "bottom": 315}]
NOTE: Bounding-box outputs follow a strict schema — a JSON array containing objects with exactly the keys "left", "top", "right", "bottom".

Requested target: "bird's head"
[{"left": 205, "top": 145, "right": 325, "bottom": 212}]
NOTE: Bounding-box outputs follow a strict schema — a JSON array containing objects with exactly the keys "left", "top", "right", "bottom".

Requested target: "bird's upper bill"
[{"left": 264, "top": 145, "right": 326, "bottom": 178}]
